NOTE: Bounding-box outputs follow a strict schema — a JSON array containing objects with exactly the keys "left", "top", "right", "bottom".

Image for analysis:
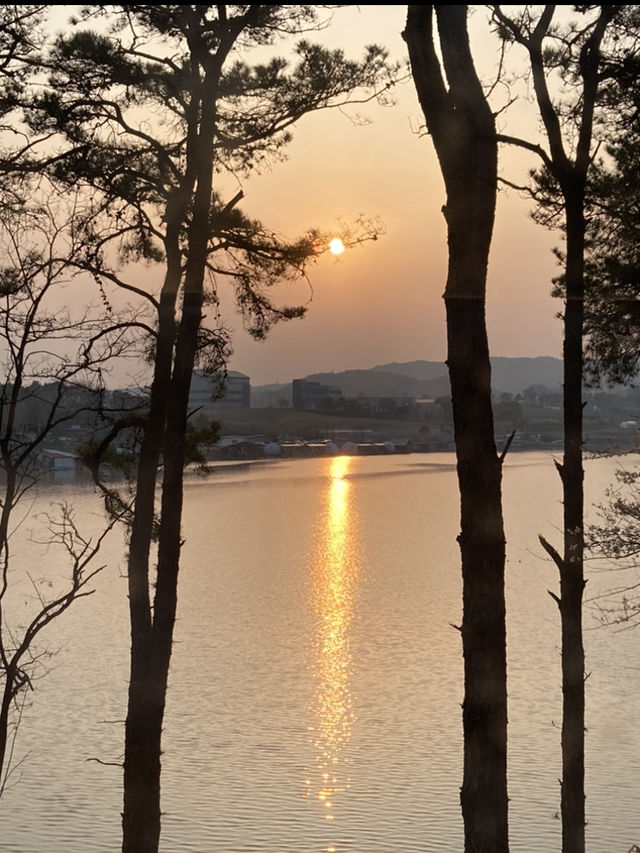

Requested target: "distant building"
[
  {"left": 348, "top": 395, "right": 416, "bottom": 416},
  {"left": 414, "top": 396, "right": 441, "bottom": 417},
  {"left": 188, "top": 370, "right": 250, "bottom": 410},
  {"left": 292, "top": 379, "right": 343, "bottom": 411},
  {"left": 250, "top": 385, "right": 292, "bottom": 408},
  {"left": 37, "top": 449, "right": 79, "bottom": 472}
]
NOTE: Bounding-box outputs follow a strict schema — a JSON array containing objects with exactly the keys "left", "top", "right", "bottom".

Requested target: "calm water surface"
[{"left": 1, "top": 452, "right": 639, "bottom": 852}]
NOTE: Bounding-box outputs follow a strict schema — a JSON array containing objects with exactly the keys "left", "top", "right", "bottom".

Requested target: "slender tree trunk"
[
  {"left": 0, "top": 468, "right": 19, "bottom": 784},
  {"left": 0, "top": 673, "right": 14, "bottom": 779},
  {"left": 520, "top": 11, "right": 615, "bottom": 846},
  {"left": 540, "top": 192, "right": 586, "bottom": 853},
  {"left": 536, "top": 192, "right": 587, "bottom": 853},
  {"left": 405, "top": 7, "right": 509, "bottom": 851},
  {"left": 560, "top": 197, "right": 586, "bottom": 853}
]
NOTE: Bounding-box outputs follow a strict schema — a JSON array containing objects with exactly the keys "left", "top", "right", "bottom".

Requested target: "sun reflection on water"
[{"left": 307, "top": 455, "right": 361, "bottom": 847}]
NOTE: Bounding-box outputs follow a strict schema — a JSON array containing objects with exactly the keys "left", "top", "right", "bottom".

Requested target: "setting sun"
[{"left": 328, "top": 237, "right": 345, "bottom": 256}]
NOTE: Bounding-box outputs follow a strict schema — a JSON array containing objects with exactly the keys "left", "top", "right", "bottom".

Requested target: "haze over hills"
[
  {"left": 252, "top": 356, "right": 564, "bottom": 402},
  {"left": 371, "top": 357, "right": 564, "bottom": 394},
  {"left": 303, "top": 368, "right": 450, "bottom": 399}
]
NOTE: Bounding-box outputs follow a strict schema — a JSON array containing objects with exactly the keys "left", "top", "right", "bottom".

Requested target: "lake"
[{"left": 1, "top": 452, "right": 639, "bottom": 852}]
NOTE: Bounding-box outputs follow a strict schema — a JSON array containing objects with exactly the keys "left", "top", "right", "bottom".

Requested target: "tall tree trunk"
[
  {"left": 121, "top": 50, "right": 220, "bottom": 853},
  {"left": 448, "top": 297, "right": 508, "bottom": 853},
  {"left": 489, "top": 8, "right": 617, "bottom": 848},
  {"left": 560, "top": 197, "right": 586, "bottom": 853},
  {"left": 540, "top": 193, "right": 586, "bottom": 853},
  {"left": 121, "top": 242, "right": 185, "bottom": 853},
  {"left": 121, "top": 189, "right": 191, "bottom": 853},
  {"left": 404, "top": 7, "right": 509, "bottom": 851},
  {"left": 529, "top": 12, "right": 616, "bottom": 847}
]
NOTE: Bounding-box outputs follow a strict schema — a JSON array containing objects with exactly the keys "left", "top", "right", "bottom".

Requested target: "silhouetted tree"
[
  {"left": 492, "top": 7, "right": 623, "bottom": 851},
  {"left": 494, "top": 399, "right": 523, "bottom": 430},
  {"left": 404, "top": 7, "right": 509, "bottom": 852},
  {"left": 0, "top": 6, "right": 48, "bottom": 209},
  {"left": 36, "top": 6, "right": 395, "bottom": 852},
  {"left": 579, "top": 15, "right": 640, "bottom": 387},
  {"left": 588, "top": 465, "right": 640, "bottom": 627},
  {"left": 0, "top": 7, "right": 133, "bottom": 799},
  {"left": 0, "top": 199, "right": 129, "bottom": 796}
]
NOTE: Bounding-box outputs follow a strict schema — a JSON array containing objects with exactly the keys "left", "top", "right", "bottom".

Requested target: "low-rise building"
[
  {"left": 37, "top": 449, "right": 79, "bottom": 472},
  {"left": 189, "top": 370, "right": 250, "bottom": 410},
  {"left": 292, "top": 378, "right": 343, "bottom": 411}
]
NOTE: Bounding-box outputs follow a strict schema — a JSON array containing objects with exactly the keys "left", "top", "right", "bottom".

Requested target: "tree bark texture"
[{"left": 404, "top": 7, "right": 509, "bottom": 852}]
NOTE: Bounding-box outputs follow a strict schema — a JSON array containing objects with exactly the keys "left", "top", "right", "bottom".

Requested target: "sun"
[{"left": 328, "top": 237, "right": 345, "bottom": 256}]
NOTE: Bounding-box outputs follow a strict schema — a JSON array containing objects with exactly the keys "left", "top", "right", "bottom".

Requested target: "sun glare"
[{"left": 328, "top": 237, "right": 345, "bottom": 256}]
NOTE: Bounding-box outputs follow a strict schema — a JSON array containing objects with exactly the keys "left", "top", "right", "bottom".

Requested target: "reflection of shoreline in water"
[{"left": 307, "top": 455, "right": 361, "bottom": 844}]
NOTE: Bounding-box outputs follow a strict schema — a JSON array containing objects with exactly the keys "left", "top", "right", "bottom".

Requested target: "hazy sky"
[
  {"left": 212, "top": 5, "right": 564, "bottom": 386},
  {"left": 46, "top": 6, "right": 565, "bottom": 389}
]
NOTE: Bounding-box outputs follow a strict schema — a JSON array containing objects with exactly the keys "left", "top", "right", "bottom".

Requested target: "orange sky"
[
  {"left": 48, "top": 6, "right": 564, "bottom": 388},
  {"left": 209, "top": 5, "right": 564, "bottom": 386}
]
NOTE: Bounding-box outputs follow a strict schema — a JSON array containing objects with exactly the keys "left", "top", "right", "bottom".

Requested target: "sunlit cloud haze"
[{"left": 49, "top": 5, "right": 563, "bottom": 387}]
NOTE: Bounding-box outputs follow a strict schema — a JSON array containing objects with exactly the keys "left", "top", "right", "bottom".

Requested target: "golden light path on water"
[{"left": 306, "top": 454, "right": 361, "bottom": 851}]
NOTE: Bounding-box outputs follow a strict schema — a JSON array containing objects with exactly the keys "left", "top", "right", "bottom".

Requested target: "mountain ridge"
[{"left": 251, "top": 356, "right": 564, "bottom": 401}]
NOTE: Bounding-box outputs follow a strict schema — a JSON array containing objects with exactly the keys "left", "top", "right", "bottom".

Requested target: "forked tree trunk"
[
  {"left": 121, "top": 186, "right": 192, "bottom": 853},
  {"left": 404, "top": 6, "right": 509, "bottom": 852},
  {"left": 121, "top": 42, "right": 224, "bottom": 853}
]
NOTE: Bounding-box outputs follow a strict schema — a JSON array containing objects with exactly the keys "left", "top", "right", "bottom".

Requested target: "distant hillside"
[
  {"left": 302, "top": 369, "right": 450, "bottom": 399},
  {"left": 251, "top": 357, "right": 564, "bottom": 401},
  {"left": 370, "top": 360, "right": 448, "bottom": 381},
  {"left": 489, "top": 357, "right": 563, "bottom": 394},
  {"left": 298, "top": 357, "right": 562, "bottom": 398},
  {"left": 371, "top": 357, "right": 563, "bottom": 395}
]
